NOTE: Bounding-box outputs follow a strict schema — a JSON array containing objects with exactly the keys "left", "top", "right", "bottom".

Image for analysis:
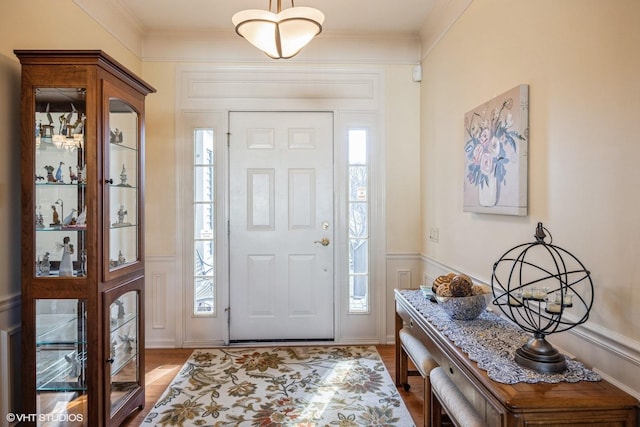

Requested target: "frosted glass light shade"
[{"left": 232, "top": 7, "right": 324, "bottom": 59}]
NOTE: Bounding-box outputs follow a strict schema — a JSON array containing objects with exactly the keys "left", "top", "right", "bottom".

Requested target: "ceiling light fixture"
[{"left": 232, "top": 0, "right": 324, "bottom": 59}]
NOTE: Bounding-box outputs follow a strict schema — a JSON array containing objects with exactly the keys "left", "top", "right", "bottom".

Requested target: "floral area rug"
[{"left": 141, "top": 345, "right": 415, "bottom": 427}]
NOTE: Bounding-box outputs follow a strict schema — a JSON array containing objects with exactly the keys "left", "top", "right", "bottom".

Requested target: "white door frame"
[{"left": 175, "top": 64, "right": 386, "bottom": 346}]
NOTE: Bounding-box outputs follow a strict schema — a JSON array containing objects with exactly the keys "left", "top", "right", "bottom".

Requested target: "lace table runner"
[{"left": 399, "top": 289, "right": 601, "bottom": 384}]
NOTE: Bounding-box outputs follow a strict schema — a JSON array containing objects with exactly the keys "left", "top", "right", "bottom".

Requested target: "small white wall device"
[{"left": 412, "top": 64, "right": 422, "bottom": 82}]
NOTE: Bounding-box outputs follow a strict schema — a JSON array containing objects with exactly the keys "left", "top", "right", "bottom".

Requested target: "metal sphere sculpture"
[{"left": 491, "top": 223, "right": 594, "bottom": 373}]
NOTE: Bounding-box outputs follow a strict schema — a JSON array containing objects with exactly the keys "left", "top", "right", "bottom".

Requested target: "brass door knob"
[{"left": 314, "top": 237, "right": 330, "bottom": 246}]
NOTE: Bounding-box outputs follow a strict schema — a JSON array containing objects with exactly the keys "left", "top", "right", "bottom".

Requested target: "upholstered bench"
[
  {"left": 398, "top": 327, "right": 438, "bottom": 426},
  {"left": 429, "top": 366, "right": 487, "bottom": 427}
]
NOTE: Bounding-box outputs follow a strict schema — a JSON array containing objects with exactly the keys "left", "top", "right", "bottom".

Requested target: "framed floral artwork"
[{"left": 463, "top": 84, "right": 529, "bottom": 215}]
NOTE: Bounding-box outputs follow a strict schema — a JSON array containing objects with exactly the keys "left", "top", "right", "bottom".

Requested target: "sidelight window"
[
  {"left": 193, "top": 129, "right": 215, "bottom": 315},
  {"left": 348, "top": 129, "right": 369, "bottom": 313}
]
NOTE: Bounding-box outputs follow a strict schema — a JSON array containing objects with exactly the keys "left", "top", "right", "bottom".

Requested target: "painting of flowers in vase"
[{"left": 463, "top": 84, "right": 529, "bottom": 215}]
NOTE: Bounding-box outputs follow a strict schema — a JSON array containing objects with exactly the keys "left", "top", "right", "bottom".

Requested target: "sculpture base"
[{"left": 514, "top": 336, "right": 567, "bottom": 373}]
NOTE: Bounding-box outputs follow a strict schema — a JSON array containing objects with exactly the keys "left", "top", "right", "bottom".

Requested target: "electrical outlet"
[{"left": 429, "top": 227, "right": 439, "bottom": 242}]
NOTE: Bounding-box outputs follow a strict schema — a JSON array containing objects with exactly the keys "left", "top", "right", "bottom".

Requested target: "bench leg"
[
  {"left": 395, "top": 311, "right": 404, "bottom": 386},
  {"left": 399, "top": 346, "right": 410, "bottom": 390},
  {"left": 424, "top": 377, "right": 432, "bottom": 427},
  {"left": 431, "top": 384, "right": 444, "bottom": 427}
]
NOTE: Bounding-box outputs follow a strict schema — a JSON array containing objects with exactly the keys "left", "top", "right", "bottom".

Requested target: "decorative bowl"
[{"left": 435, "top": 293, "right": 489, "bottom": 320}]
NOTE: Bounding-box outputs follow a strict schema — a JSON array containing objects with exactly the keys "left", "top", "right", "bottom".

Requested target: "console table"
[{"left": 395, "top": 289, "right": 639, "bottom": 426}]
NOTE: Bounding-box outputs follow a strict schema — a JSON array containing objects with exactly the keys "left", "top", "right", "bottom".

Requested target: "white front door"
[{"left": 228, "top": 111, "right": 334, "bottom": 341}]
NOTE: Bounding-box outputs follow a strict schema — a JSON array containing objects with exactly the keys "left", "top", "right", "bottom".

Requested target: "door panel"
[{"left": 229, "top": 111, "right": 334, "bottom": 341}]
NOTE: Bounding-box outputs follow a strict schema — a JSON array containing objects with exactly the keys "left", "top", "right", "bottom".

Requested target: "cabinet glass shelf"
[
  {"left": 108, "top": 289, "right": 140, "bottom": 415},
  {"left": 35, "top": 300, "right": 87, "bottom": 396}
]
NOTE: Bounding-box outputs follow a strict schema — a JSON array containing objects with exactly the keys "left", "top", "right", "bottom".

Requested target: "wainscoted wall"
[
  {"left": 0, "top": 294, "right": 21, "bottom": 423},
  {"left": 144, "top": 256, "right": 179, "bottom": 348},
  {"left": 385, "top": 253, "right": 423, "bottom": 343},
  {"left": 420, "top": 256, "right": 640, "bottom": 401}
]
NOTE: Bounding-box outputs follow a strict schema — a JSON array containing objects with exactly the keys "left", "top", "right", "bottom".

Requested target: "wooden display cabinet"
[{"left": 16, "top": 50, "right": 155, "bottom": 426}]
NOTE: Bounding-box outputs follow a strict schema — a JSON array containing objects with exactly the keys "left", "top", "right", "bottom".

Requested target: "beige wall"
[
  {"left": 386, "top": 65, "right": 422, "bottom": 253},
  {"left": 420, "top": 0, "right": 640, "bottom": 393},
  {"left": 141, "top": 62, "right": 177, "bottom": 254},
  {"left": 0, "top": 0, "right": 142, "bottom": 303}
]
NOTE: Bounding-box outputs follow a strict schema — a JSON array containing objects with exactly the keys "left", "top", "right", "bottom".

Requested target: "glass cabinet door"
[
  {"left": 34, "top": 88, "right": 88, "bottom": 278},
  {"left": 107, "top": 289, "right": 140, "bottom": 415},
  {"left": 36, "top": 299, "right": 88, "bottom": 426},
  {"left": 106, "top": 98, "right": 140, "bottom": 274}
]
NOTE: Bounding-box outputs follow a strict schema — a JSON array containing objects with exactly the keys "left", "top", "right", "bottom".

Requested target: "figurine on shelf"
[
  {"left": 58, "top": 236, "right": 74, "bottom": 277},
  {"left": 111, "top": 339, "right": 117, "bottom": 358},
  {"left": 50, "top": 205, "right": 61, "bottom": 226},
  {"left": 44, "top": 165, "right": 56, "bottom": 182},
  {"left": 110, "top": 128, "right": 123, "bottom": 144},
  {"left": 118, "top": 250, "right": 126, "bottom": 266},
  {"left": 52, "top": 199, "right": 64, "bottom": 227},
  {"left": 35, "top": 206, "right": 44, "bottom": 228},
  {"left": 76, "top": 164, "right": 86, "bottom": 184},
  {"left": 117, "top": 205, "right": 127, "bottom": 223},
  {"left": 119, "top": 164, "right": 129, "bottom": 186},
  {"left": 69, "top": 166, "right": 78, "bottom": 183},
  {"left": 45, "top": 102, "right": 53, "bottom": 126},
  {"left": 73, "top": 112, "right": 86, "bottom": 135},
  {"left": 77, "top": 249, "right": 87, "bottom": 277},
  {"left": 62, "top": 208, "right": 77, "bottom": 226},
  {"left": 119, "top": 334, "right": 134, "bottom": 353},
  {"left": 40, "top": 252, "right": 51, "bottom": 276},
  {"left": 113, "top": 205, "right": 130, "bottom": 227},
  {"left": 59, "top": 112, "right": 68, "bottom": 135},
  {"left": 65, "top": 353, "right": 81, "bottom": 379},
  {"left": 114, "top": 299, "right": 125, "bottom": 319},
  {"left": 40, "top": 103, "right": 54, "bottom": 143},
  {"left": 55, "top": 161, "right": 64, "bottom": 182},
  {"left": 64, "top": 104, "right": 77, "bottom": 137},
  {"left": 76, "top": 205, "right": 87, "bottom": 226}
]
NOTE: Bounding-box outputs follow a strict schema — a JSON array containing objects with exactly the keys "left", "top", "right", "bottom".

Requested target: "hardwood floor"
[{"left": 120, "top": 345, "right": 424, "bottom": 426}]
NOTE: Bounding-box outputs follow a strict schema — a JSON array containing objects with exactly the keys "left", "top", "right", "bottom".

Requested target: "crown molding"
[
  {"left": 142, "top": 30, "right": 420, "bottom": 64},
  {"left": 72, "top": 0, "right": 468, "bottom": 64},
  {"left": 419, "top": 0, "right": 473, "bottom": 60},
  {"left": 73, "top": 0, "right": 144, "bottom": 57}
]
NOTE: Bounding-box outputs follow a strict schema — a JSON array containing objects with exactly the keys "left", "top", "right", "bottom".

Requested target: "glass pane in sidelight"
[{"left": 193, "top": 129, "right": 216, "bottom": 315}]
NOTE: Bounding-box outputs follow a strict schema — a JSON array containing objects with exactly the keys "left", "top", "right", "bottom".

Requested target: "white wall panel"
[
  {"left": 151, "top": 272, "right": 166, "bottom": 329},
  {"left": 145, "top": 256, "right": 179, "bottom": 348}
]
